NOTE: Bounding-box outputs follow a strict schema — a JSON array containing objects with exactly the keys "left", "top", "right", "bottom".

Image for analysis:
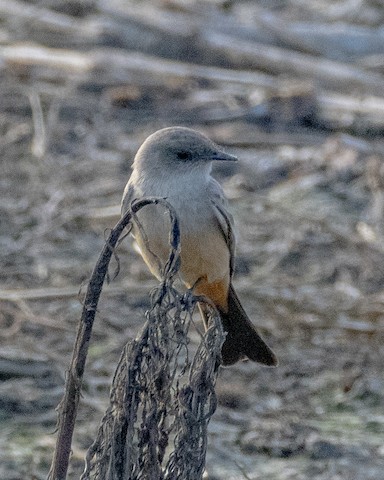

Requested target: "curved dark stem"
[{"left": 48, "top": 197, "right": 178, "bottom": 480}]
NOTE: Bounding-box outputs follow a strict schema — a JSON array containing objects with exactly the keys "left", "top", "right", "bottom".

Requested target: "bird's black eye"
[{"left": 176, "top": 151, "right": 191, "bottom": 161}]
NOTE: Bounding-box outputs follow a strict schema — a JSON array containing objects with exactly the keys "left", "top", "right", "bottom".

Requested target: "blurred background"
[{"left": 1, "top": 0, "right": 384, "bottom": 478}]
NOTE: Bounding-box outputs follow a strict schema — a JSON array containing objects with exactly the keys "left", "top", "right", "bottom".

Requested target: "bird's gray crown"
[{"left": 133, "top": 126, "right": 237, "bottom": 171}]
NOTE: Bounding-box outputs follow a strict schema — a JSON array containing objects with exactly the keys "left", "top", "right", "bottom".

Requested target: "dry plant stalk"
[{"left": 48, "top": 197, "right": 224, "bottom": 480}]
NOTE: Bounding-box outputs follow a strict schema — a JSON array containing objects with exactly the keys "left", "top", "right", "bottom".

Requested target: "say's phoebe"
[{"left": 122, "top": 126, "right": 277, "bottom": 366}]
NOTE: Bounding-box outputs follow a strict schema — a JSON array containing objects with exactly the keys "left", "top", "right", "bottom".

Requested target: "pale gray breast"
[
  {"left": 122, "top": 174, "right": 232, "bottom": 284},
  {"left": 133, "top": 194, "right": 229, "bottom": 284}
]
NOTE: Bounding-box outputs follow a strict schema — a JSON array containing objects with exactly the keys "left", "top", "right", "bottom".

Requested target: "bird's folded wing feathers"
[
  {"left": 121, "top": 182, "right": 135, "bottom": 215},
  {"left": 209, "top": 178, "right": 236, "bottom": 278}
]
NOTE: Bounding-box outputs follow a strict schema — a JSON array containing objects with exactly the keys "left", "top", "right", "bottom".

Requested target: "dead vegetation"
[
  {"left": 1, "top": 0, "right": 384, "bottom": 479},
  {"left": 47, "top": 199, "right": 224, "bottom": 480}
]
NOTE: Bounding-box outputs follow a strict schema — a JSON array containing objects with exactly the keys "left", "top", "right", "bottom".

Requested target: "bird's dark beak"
[{"left": 211, "top": 150, "right": 238, "bottom": 162}]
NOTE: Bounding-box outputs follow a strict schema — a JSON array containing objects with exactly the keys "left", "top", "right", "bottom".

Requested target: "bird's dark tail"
[{"left": 200, "top": 284, "right": 277, "bottom": 366}]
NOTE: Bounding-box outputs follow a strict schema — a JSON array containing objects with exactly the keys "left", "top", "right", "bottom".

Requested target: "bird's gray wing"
[
  {"left": 209, "top": 178, "right": 236, "bottom": 278},
  {"left": 121, "top": 181, "right": 136, "bottom": 215}
]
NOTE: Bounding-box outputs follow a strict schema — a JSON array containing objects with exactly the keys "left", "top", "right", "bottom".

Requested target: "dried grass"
[{"left": 48, "top": 198, "right": 224, "bottom": 480}]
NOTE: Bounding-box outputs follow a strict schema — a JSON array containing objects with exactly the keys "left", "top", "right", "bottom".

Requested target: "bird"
[{"left": 121, "top": 126, "right": 277, "bottom": 366}]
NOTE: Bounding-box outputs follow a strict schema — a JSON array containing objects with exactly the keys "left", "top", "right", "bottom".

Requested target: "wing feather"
[
  {"left": 121, "top": 182, "right": 136, "bottom": 215},
  {"left": 209, "top": 178, "right": 236, "bottom": 278}
]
